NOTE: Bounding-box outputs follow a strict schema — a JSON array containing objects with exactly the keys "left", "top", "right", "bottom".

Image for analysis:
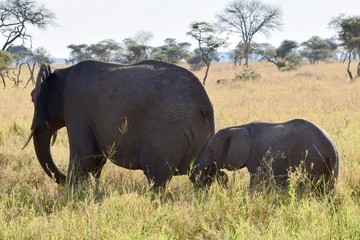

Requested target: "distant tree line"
[
  {"left": 1, "top": 0, "right": 360, "bottom": 88},
  {"left": 66, "top": 36, "right": 192, "bottom": 65},
  {"left": 250, "top": 36, "right": 340, "bottom": 71}
]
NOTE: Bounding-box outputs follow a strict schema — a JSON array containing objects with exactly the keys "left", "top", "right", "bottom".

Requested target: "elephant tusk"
[
  {"left": 51, "top": 131, "right": 58, "bottom": 146},
  {"left": 21, "top": 129, "right": 35, "bottom": 150}
]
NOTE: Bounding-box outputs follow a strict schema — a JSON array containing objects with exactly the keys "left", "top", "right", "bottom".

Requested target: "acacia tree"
[
  {"left": 24, "top": 46, "right": 52, "bottom": 87},
  {"left": 67, "top": 40, "right": 123, "bottom": 63},
  {"left": 229, "top": 42, "right": 247, "bottom": 66},
  {"left": 330, "top": 14, "right": 360, "bottom": 81},
  {"left": 0, "top": 50, "right": 13, "bottom": 88},
  {"left": 67, "top": 44, "right": 91, "bottom": 64},
  {"left": 187, "top": 21, "right": 226, "bottom": 85},
  {"left": 6, "top": 45, "right": 51, "bottom": 87},
  {"left": 152, "top": 38, "right": 191, "bottom": 63},
  {"left": 300, "top": 36, "right": 337, "bottom": 64},
  {"left": 86, "top": 39, "right": 121, "bottom": 62},
  {"left": 217, "top": 0, "right": 282, "bottom": 67},
  {"left": 121, "top": 38, "right": 153, "bottom": 64},
  {"left": 0, "top": 0, "right": 55, "bottom": 50},
  {"left": 253, "top": 40, "right": 301, "bottom": 71},
  {"left": 119, "top": 31, "right": 155, "bottom": 64}
]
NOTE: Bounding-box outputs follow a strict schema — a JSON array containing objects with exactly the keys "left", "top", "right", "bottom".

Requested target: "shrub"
[{"left": 234, "top": 67, "right": 261, "bottom": 81}]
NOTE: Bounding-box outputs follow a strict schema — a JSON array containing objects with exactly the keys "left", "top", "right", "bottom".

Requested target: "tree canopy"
[
  {"left": 187, "top": 21, "right": 226, "bottom": 85},
  {"left": 300, "top": 36, "right": 337, "bottom": 64},
  {"left": 253, "top": 40, "right": 301, "bottom": 71},
  {"left": 217, "top": 0, "right": 282, "bottom": 66},
  {"left": 0, "top": 50, "right": 13, "bottom": 88},
  {"left": 67, "top": 36, "right": 192, "bottom": 65},
  {"left": 330, "top": 14, "right": 360, "bottom": 80},
  {"left": 152, "top": 38, "right": 191, "bottom": 64}
]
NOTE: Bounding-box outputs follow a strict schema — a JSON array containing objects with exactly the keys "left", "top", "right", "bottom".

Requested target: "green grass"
[{"left": 0, "top": 62, "right": 360, "bottom": 239}]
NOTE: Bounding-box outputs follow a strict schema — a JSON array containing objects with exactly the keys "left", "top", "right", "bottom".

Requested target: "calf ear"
[{"left": 225, "top": 128, "right": 251, "bottom": 170}]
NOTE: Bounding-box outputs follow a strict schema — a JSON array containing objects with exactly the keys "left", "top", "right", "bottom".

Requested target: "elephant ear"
[
  {"left": 33, "top": 64, "right": 52, "bottom": 102},
  {"left": 31, "top": 64, "right": 52, "bottom": 130},
  {"left": 224, "top": 127, "right": 251, "bottom": 170}
]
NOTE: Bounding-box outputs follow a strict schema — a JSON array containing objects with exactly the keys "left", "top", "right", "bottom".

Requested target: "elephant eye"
[{"left": 209, "top": 149, "right": 213, "bottom": 154}]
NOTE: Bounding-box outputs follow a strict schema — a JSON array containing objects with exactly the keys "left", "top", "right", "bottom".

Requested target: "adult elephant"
[
  {"left": 23, "top": 60, "right": 215, "bottom": 191},
  {"left": 191, "top": 119, "right": 339, "bottom": 194}
]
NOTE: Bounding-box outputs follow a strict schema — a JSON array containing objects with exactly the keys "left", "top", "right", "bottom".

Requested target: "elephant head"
[
  {"left": 191, "top": 127, "right": 251, "bottom": 189},
  {"left": 22, "top": 64, "right": 66, "bottom": 184}
]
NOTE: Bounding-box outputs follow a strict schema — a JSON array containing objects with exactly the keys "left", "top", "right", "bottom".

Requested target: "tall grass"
[{"left": 0, "top": 62, "right": 359, "bottom": 239}]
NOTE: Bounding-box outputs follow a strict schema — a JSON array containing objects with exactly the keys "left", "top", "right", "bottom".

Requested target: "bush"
[
  {"left": 0, "top": 50, "right": 13, "bottom": 68},
  {"left": 278, "top": 53, "right": 302, "bottom": 71},
  {"left": 234, "top": 67, "right": 261, "bottom": 81},
  {"left": 0, "top": 50, "right": 13, "bottom": 87}
]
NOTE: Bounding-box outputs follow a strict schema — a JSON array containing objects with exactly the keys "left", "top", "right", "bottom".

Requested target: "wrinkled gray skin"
[
  {"left": 28, "top": 60, "right": 214, "bottom": 191},
  {"left": 191, "top": 119, "right": 339, "bottom": 194}
]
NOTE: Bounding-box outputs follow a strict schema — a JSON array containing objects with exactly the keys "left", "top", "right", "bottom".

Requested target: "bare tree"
[
  {"left": 24, "top": 46, "right": 52, "bottom": 87},
  {"left": 0, "top": 0, "right": 55, "bottom": 50},
  {"left": 217, "top": 0, "right": 282, "bottom": 67},
  {"left": 187, "top": 21, "right": 226, "bottom": 85},
  {"left": 133, "top": 31, "right": 154, "bottom": 45},
  {"left": 6, "top": 45, "right": 52, "bottom": 87}
]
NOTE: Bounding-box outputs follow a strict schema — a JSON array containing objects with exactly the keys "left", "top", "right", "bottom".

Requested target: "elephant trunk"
[
  {"left": 190, "top": 150, "right": 228, "bottom": 189},
  {"left": 191, "top": 164, "right": 228, "bottom": 190},
  {"left": 28, "top": 63, "right": 66, "bottom": 184},
  {"left": 190, "top": 165, "right": 215, "bottom": 190},
  {"left": 33, "top": 126, "right": 66, "bottom": 184}
]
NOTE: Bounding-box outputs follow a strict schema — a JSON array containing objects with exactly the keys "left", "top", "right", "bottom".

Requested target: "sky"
[{"left": 23, "top": 0, "right": 360, "bottom": 58}]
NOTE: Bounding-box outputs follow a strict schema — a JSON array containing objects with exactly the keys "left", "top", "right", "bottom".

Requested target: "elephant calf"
[{"left": 192, "top": 119, "right": 339, "bottom": 194}]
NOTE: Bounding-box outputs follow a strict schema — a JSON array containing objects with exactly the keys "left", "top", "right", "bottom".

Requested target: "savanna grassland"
[{"left": 0, "top": 61, "right": 360, "bottom": 239}]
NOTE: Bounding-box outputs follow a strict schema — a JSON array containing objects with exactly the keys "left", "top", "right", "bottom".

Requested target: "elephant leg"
[
  {"left": 144, "top": 161, "right": 174, "bottom": 193},
  {"left": 89, "top": 155, "right": 107, "bottom": 195},
  {"left": 149, "top": 174, "right": 173, "bottom": 193},
  {"left": 139, "top": 128, "right": 187, "bottom": 193},
  {"left": 139, "top": 145, "right": 177, "bottom": 193},
  {"left": 90, "top": 155, "right": 107, "bottom": 180},
  {"left": 67, "top": 126, "right": 97, "bottom": 186}
]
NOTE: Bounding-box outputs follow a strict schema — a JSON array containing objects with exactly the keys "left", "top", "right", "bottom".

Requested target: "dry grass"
[{"left": 0, "top": 61, "right": 359, "bottom": 239}]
